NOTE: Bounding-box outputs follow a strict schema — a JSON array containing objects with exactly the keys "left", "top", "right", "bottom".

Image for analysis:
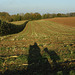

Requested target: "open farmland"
[
  {"left": 0, "top": 20, "right": 75, "bottom": 74},
  {"left": 9, "top": 20, "right": 28, "bottom": 25},
  {"left": 45, "top": 17, "right": 75, "bottom": 27}
]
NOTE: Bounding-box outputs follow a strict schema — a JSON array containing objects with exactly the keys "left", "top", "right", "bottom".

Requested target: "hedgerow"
[{"left": 0, "top": 20, "right": 28, "bottom": 35}]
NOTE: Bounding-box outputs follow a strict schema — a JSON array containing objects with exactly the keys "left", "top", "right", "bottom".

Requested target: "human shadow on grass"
[
  {"left": 44, "top": 48, "right": 60, "bottom": 67},
  {"left": 27, "top": 42, "right": 51, "bottom": 75},
  {"left": 44, "top": 48, "right": 71, "bottom": 75},
  {"left": 1, "top": 43, "right": 75, "bottom": 75},
  {"left": 3, "top": 43, "right": 51, "bottom": 75}
]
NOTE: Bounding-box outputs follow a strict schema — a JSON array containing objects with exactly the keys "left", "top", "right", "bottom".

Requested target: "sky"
[{"left": 0, "top": 0, "right": 75, "bottom": 15}]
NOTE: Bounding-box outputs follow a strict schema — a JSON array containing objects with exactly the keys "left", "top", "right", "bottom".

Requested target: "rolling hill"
[{"left": 0, "top": 19, "right": 75, "bottom": 74}]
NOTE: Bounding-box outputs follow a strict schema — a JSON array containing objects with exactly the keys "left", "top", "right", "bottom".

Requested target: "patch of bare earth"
[{"left": 45, "top": 17, "right": 75, "bottom": 27}]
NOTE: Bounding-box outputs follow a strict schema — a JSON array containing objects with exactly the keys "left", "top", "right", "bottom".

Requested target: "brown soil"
[{"left": 45, "top": 17, "right": 75, "bottom": 27}]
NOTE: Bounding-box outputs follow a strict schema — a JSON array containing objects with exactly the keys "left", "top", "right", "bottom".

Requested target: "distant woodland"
[{"left": 0, "top": 12, "right": 75, "bottom": 22}]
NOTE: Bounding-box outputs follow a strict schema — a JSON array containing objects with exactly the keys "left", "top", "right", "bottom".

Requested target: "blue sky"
[{"left": 0, "top": 0, "right": 75, "bottom": 15}]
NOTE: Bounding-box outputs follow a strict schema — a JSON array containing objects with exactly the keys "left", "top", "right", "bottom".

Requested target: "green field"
[{"left": 0, "top": 20, "right": 75, "bottom": 75}]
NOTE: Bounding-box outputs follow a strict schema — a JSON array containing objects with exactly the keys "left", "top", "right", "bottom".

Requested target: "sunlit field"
[{"left": 0, "top": 19, "right": 75, "bottom": 74}]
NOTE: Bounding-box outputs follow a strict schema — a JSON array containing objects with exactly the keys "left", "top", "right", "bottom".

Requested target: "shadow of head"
[
  {"left": 44, "top": 48, "right": 60, "bottom": 62},
  {"left": 29, "top": 42, "right": 40, "bottom": 54},
  {"left": 28, "top": 42, "right": 42, "bottom": 63}
]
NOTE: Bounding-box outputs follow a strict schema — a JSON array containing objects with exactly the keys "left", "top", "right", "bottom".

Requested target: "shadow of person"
[
  {"left": 44, "top": 48, "right": 60, "bottom": 65},
  {"left": 44, "top": 48, "right": 71, "bottom": 75},
  {"left": 27, "top": 42, "right": 51, "bottom": 75},
  {"left": 44, "top": 48, "right": 60, "bottom": 74}
]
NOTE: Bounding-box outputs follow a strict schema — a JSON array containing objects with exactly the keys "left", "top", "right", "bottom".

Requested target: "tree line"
[{"left": 0, "top": 12, "right": 75, "bottom": 22}]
